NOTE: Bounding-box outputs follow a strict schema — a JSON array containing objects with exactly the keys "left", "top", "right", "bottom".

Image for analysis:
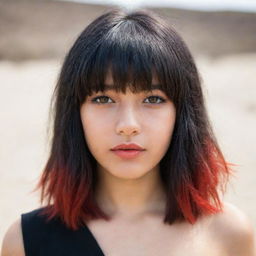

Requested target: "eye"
[
  {"left": 91, "top": 96, "right": 113, "bottom": 104},
  {"left": 144, "top": 96, "right": 166, "bottom": 104},
  {"left": 90, "top": 95, "right": 166, "bottom": 104}
]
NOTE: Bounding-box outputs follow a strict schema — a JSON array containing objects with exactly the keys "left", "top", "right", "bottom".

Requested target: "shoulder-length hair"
[{"left": 35, "top": 8, "right": 232, "bottom": 230}]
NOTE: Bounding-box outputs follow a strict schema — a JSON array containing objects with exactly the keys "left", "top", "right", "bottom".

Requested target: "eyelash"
[{"left": 91, "top": 95, "right": 166, "bottom": 105}]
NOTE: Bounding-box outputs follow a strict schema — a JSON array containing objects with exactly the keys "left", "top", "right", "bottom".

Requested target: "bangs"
[
  {"left": 76, "top": 18, "right": 181, "bottom": 104},
  {"left": 40, "top": 9, "right": 228, "bottom": 230}
]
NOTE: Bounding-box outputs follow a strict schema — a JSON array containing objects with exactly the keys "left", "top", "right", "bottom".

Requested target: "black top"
[{"left": 21, "top": 207, "right": 105, "bottom": 256}]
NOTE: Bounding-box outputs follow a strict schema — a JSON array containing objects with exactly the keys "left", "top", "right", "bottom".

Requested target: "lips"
[
  {"left": 111, "top": 143, "right": 145, "bottom": 151},
  {"left": 110, "top": 143, "right": 145, "bottom": 159}
]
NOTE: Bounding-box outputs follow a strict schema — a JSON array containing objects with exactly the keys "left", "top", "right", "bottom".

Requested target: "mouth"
[
  {"left": 110, "top": 149, "right": 145, "bottom": 159},
  {"left": 111, "top": 143, "right": 145, "bottom": 151},
  {"left": 113, "top": 149, "right": 142, "bottom": 151}
]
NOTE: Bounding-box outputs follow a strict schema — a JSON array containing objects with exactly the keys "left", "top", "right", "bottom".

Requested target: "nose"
[{"left": 115, "top": 105, "right": 141, "bottom": 137}]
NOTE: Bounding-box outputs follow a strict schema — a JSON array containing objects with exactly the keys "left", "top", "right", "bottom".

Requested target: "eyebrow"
[{"left": 104, "top": 84, "right": 162, "bottom": 91}]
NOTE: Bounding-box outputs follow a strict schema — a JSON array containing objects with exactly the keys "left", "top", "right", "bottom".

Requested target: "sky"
[{"left": 58, "top": 0, "right": 256, "bottom": 12}]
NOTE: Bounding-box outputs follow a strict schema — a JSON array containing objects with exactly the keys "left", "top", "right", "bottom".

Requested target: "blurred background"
[{"left": 0, "top": 0, "right": 255, "bottom": 247}]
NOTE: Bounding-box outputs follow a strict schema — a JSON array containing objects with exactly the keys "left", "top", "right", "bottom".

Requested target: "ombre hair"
[{"left": 35, "top": 8, "right": 232, "bottom": 230}]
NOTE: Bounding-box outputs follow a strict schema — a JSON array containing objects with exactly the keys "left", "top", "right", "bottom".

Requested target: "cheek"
[
  {"left": 149, "top": 107, "right": 176, "bottom": 151},
  {"left": 80, "top": 108, "right": 110, "bottom": 153},
  {"left": 147, "top": 106, "right": 176, "bottom": 133},
  {"left": 80, "top": 103, "right": 176, "bottom": 143}
]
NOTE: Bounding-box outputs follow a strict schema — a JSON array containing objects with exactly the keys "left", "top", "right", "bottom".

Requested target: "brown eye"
[
  {"left": 144, "top": 96, "right": 166, "bottom": 104},
  {"left": 91, "top": 96, "right": 113, "bottom": 104},
  {"left": 90, "top": 95, "right": 166, "bottom": 105}
]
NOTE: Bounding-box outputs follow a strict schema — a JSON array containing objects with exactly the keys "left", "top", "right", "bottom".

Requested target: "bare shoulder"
[
  {"left": 1, "top": 218, "right": 25, "bottom": 256},
  {"left": 209, "top": 201, "right": 255, "bottom": 256}
]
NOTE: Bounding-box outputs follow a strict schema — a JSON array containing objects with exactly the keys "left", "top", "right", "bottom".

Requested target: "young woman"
[{"left": 1, "top": 8, "right": 255, "bottom": 256}]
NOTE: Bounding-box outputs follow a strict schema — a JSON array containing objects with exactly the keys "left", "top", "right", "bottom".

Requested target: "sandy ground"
[{"left": 0, "top": 54, "right": 255, "bottom": 247}]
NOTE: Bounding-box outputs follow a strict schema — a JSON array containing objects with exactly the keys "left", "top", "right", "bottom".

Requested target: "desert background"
[{"left": 0, "top": 0, "right": 256, "bottom": 249}]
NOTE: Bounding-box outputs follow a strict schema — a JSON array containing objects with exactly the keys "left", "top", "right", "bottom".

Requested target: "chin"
[{"left": 108, "top": 168, "right": 150, "bottom": 180}]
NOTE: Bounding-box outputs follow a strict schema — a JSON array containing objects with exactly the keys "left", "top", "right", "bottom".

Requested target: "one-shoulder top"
[{"left": 21, "top": 207, "right": 105, "bottom": 256}]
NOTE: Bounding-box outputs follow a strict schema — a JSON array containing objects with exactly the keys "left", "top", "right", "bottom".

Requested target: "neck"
[{"left": 94, "top": 165, "right": 167, "bottom": 220}]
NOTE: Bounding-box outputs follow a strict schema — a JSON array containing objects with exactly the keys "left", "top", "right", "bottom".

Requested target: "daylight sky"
[{"left": 58, "top": 0, "right": 256, "bottom": 12}]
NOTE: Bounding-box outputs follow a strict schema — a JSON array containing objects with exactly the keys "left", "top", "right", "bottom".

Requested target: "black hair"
[{"left": 36, "top": 8, "right": 231, "bottom": 230}]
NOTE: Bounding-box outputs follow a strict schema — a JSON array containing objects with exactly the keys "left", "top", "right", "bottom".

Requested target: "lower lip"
[{"left": 111, "top": 149, "right": 144, "bottom": 159}]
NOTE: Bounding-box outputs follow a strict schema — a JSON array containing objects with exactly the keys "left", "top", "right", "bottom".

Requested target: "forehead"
[
  {"left": 105, "top": 71, "right": 160, "bottom": 84},
  {"left": 104, "top": 71, "right": 161, "bottom": 92}
]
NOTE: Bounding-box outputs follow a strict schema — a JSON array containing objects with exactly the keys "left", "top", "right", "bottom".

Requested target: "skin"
[
  {"left": 80, "top": 73, "right": 175, "bottom": 219},
  {"left": 1, "top": 74, "right": 255, "bottom": 255}
]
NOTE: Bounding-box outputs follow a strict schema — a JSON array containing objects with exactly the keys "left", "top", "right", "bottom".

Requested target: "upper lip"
[{"left": 111, "top": 143, "right": 145, "bottom": 151}]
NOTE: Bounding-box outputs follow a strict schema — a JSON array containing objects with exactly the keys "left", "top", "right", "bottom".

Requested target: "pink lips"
[
  {"left": 111, "top": 143, "right": 144, "bottom": 151},
  {"left": 110, "top": 143, "right": 145, "bottom": 159}
]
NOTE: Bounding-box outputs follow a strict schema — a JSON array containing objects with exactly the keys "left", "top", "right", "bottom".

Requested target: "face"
[{"left": 80, "top": 73, "right": 176, "bottom": 180}]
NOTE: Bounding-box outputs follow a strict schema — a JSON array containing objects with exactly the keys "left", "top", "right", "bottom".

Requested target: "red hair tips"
[
  {"left": 33, "top": 139, "right": 233, "bottom": 230},
  {"left": 34, "top": 161, "right": 109, "bottom": 230},
  {"left": 175, "top": 140, "right": 233, "bottom": 224},
  {"left": 32, "top": 9, "right": 235, "bottom": 230}
]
